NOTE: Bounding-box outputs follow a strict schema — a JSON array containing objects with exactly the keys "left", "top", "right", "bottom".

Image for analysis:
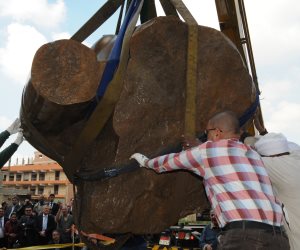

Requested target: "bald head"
[
  {"left": 209, "top": 111, "right": 240, "bottom": 133},
  {"left": 207, "top": 111, "right": 241, "bottom": 141}
]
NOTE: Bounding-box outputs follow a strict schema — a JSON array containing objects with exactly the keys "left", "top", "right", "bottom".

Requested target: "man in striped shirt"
[{"left": 131, "top": 111, "right": 289, "bottom": 250}]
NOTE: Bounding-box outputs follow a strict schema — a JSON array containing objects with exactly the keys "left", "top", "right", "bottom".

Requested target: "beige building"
[{"left": 0, "top": 151, "right": 73, "bottom": 203}]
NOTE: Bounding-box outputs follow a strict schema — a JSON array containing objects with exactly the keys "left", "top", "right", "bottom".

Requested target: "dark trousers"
[
  {"left": 0, "top": 237, "right": 6, "bottom": 247},
  {"left": 38, "top": 235, "right": 50, "bottom": 245},
  {"left": 217, "top": 228, "right": 290, "bottom": 250}
]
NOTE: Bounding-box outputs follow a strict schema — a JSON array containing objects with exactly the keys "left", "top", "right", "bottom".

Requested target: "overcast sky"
[{"left": 0, "top": 0, "right": 299, "bottom": 164}]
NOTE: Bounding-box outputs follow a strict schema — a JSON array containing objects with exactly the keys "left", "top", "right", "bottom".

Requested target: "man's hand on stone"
[{"left": 130, "top": 153, "right": 149, "bottom": 167}]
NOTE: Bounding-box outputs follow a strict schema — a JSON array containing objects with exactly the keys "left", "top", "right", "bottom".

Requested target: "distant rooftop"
[
  {"left": 32, "top": 151, "right": 55, "bottom": 165},
  {"left": 3, "top": 151, "right": 56, "bottom": 167}
]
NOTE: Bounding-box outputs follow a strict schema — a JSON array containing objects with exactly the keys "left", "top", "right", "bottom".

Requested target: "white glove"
[
  {"left": 14, "top": 132, "right": 24, "bottom": 146},
  {"left": 130, "top": 153, "right": 149, "bottom": 167},
  {"left": 6, "top": 118, "right": 21, "bottom": 135}
]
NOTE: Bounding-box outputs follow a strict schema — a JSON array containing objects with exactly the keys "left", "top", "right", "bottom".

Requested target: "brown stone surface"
[
  {"left": 20, "top": 37, "right": 113, "bottom": 162},
  {"left": 31, "top": 39, "right": 102, "bottom": 105},
  {"left": 21, "top": 16, "right": 256, "bottom": 234}
]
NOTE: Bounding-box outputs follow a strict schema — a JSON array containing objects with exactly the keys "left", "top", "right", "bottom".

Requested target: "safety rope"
[{"left": 74, "top": 143, "right": 183, "bottom": 182}]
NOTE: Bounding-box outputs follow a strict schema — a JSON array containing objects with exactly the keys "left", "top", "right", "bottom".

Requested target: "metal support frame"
[{"left": 215, "top": 0, "right": 265, "bottom": 131}]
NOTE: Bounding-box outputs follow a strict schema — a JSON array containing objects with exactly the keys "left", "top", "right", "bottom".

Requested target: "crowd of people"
[{"left": 0, "top": 194, "right": 75, "bottom": 248}]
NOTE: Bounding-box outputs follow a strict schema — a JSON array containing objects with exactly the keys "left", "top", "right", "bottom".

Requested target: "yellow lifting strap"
[
  {"left": 64, "top": 0, "right": 144, "bottom": 181},
  {"left": 169, "top": 0, "right": 198, "bottom": 137},
  {"left": 185, "top": 24, "right": 198, "bottom": 137}
]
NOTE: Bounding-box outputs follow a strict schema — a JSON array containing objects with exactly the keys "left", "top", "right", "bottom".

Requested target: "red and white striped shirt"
[{"left": 146, "top": 139, "right": 283, "bottom": 228}]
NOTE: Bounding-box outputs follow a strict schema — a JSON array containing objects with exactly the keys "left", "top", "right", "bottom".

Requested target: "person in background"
[
  {"left": 4, "top": 212, "right": 20, "bottom": 248},
  {"left": 68, "top": 198, "right": 74, "bottom": 215},
  {"left": 18, "top": 199, "right": 34, "bottom": 218},
  {"left": 0, "top": 207, "right": 8, "bottom": 248},
  {"left": 5, "top": 196, "right": 21, "bottom": 219},
  {"left": 48, "top": 230, "right": 65, "bottom": 249},
  {"left": 1, "top": 202, "right": 7, "bottom": 214},
  {"left": 199, "top": 209, "right": 221, "bottom": 250},
  {"left": 0, "top": 118, "right": 24, "bottom": 167},
  {"left": 252, "top": 132, "right": 300, "bottom": 250},
  {"left": 48, "top": 194, "right": 59, "bottom": 216},
  {"left": 35, "top": 205, "right": 57, "bottom": 245},
  {"left": 130, "top": 110, "right": 289, "bottom": 250},
  {"left": 19, "top": 206, "right": 38, "bottom": 247},
  {"left": 55, "top": 204, "right": 74, "bottom": 243},
  {"left": 34, "top": 195, "right": 46, "bottom": 215}
]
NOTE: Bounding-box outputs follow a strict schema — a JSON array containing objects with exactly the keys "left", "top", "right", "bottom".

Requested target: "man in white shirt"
[
  {"left": 35, "top": 205, "right": 56, "bottom": 245},
  {"left": 253, "top": 133, "right": 300, "bottom": 250}
]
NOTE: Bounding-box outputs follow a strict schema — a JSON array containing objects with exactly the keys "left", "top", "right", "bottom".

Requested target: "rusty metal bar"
[
  {"left": 159, "top": 0, "right": 179, "bottom": 17},
  {"left": 215, "top": 0, "right": 247, "bottom": 65},
  {"left": 237, "top": 0, "right": 258, "bottom": 89},
  {"left": 71, "top": 0, "right": 123, "bottom": 42},
  {"left": 115, "top": 0, "right": 126, "bottom": 34},
  {"left": 140, "top": 0, "right": 157, "bottom": 23},
  {"left": 238, "top": 0, "right": 265, "bottom": 131}
]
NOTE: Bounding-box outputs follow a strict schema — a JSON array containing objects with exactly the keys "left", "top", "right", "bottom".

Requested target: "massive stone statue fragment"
[{"left": 20, "top": 16, "right": 255, "bottom": 234}]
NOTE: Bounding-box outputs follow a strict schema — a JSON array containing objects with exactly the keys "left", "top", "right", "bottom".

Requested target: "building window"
[
  {"left": 30, "top": 187, "right": 36, "bottom": 195},
  {"left": 31, "top": 173, "right": 37, "bottom": 181},
  {"left": 3, "top": 175, "right": 6, "bottom": 181},
  {"left": 38, "top": 186, "right": 44, "bottom": 194},
  {"left": 9, "top": 174, "right": 14, "bottom": 181},
  {"left": 39, "top": 172, "right": 45, "bottom": 181},
  {"left": 23, "top": 173, "right": 29, "bottom": 181},
  {"left": 55, "top": 171, "right": 60, "bottom": 181},
  {"left": 54, "top": 185, "right": 59, "bottom": 195},
  {"left": 16, "top": 173, "right": 22, "bottom": 181}
]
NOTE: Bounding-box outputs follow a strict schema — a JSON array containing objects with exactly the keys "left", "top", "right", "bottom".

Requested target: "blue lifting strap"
[
  {"left": 96, "top": 0, "right": 139, "bottom": 100},
  {"left": 239, "top": 91, "right": 260, "bottom": 127}
]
